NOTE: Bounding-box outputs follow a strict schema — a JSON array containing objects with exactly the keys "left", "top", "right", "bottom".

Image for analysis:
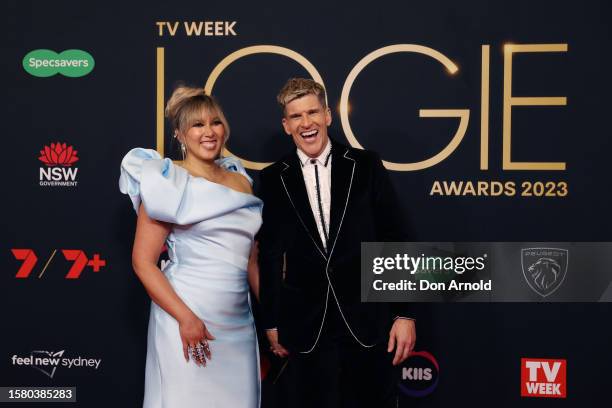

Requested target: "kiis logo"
[
  {"left": 11, "top": 249, "right": 106, "bottom": 279},
  {"left": 521, "top": 358, "right": 567, "bottom": 398},
  {"left": 398, "top": 351, "right": 439, "bottom": 397},
  {"left": 38, "top": 142, "right": 79, "bottom": 187},
  {"left": 11, "top": 350, "right": 102, "bottom": 379}
]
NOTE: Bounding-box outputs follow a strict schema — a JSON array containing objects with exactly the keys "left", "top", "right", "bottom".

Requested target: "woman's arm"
[
  {"left": 132, "top": 204, "right": 214, "bottom": 364},
  {"left": 247, "top": 241, "right": 260, "bottom": 302}
]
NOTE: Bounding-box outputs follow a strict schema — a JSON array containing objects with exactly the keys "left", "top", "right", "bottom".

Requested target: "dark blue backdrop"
[{"left": 3, "top": 0, "right": 611, "bottom": 406}]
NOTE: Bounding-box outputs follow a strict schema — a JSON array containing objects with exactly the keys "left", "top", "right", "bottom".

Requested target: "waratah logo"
[
  {"left": 38, "top": 142, "right": 79, "bottom": 187},
  {"left": 38, "top": 142, "right": 79, "bottom": 166}
]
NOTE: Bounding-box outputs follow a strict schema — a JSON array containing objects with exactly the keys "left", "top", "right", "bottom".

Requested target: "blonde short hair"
[
  {"left": 276, "top": 78, "right": 327, "bottom": 115},
  {"left": 165, "top": 85, "right": 230, "bottom": 141}
]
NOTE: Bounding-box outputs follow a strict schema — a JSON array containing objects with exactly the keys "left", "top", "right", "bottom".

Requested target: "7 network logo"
[
  {"left": 11, "top": 249, "right": 106, "bottom": 279},
  {"left": 521, "top": 358, "right": 567, "bottom": 398}
]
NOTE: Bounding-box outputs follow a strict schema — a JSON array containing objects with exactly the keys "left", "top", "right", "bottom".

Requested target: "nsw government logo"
[
  {"left": 11, "top": 350, "right": 102, "bottom": 379},
  {"left": 38, "top": 142, "right": 79, "bottom": 187},
  {"left": 521, "top": 248, "right": 568, "bottom": 297},
  {"left": 521, "top": 358, "right": 567, "bottom": 398},
  {"left": 398, "top": 351, "right": 439, "bottom": 397}
]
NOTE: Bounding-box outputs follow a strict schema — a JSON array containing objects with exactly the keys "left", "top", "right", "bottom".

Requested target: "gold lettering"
[
  {"left": 430, "top": 181, "right": 443, "bottom": 195},
  {"left": 215, "top": 21, "right": 224, "bottom": 36},
  {"left": 226, "top": 21, "right": 237, "bottom": 35},
  {"left": 481, "top": 45, "right": 490, "bottom": 170},
  {"left": 205, "top": 22, "right": 213, "bottom": 36},
  {"left": 502, "top": 44, "right": 568, "bottom": 170},
  {"left": 184, "top": 22, "right": 203, "bottom": 36},
  {"left": 166, "top": 22, "right": 179, "bottom": 36},
  {"left": 156, "top": 48, "right": 165, "bottom": 157},
  {"left": 339, "top": 44, "right": 469, "bottom": 171},
  {"left": 155, "top": 22, "right": 165, "bottom": 36}
]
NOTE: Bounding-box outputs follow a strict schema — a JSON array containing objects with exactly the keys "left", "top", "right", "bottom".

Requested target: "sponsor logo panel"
[
  {"left": 521, "top": 248, "right": 568, "bottom": 297},
  {"left": 38, "top": 142, "right": 80, "bottom": 187},
  {"left": 521, "top": 358, "right": 567, "bottom": 398},
  {"left": 11, "top": 249, "right": 106, "bottom": 279},
  {"left": 23, "top": 50, "right": 94, "bottom": 78},
  {"left": 398, "top": 351, "right": 439, "bottom": 397},
  {"left": 11, "top": 350, "right": 102, "bottom": 379}
]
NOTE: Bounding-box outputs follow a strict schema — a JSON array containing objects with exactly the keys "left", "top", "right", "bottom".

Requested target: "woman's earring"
[{"left": 180, "top": 143, "right": 187, "bottom": 160}]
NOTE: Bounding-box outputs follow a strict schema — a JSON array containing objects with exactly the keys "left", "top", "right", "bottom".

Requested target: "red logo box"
[{"left": 521, "top": 358, "right": 567, "bottom": 398}]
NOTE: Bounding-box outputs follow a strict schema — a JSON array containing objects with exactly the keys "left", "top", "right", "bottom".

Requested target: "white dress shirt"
[{"left": 296, "top": 141, "right": 332, "bottom": 250}]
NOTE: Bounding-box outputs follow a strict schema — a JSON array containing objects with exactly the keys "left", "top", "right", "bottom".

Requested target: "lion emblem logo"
[{"left": 521, "top": 248, "right": 568, "bottom": 297}]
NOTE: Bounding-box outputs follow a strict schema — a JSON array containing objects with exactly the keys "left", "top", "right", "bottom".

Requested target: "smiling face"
[
  {"left": 179, "top": 109, "right": 226, "bottom": 162},
  {"left": 282, "top": 93, "right": 332, "bottom": 158}
]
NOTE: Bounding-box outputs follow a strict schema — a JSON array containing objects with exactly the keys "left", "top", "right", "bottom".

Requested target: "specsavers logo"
[{"left": 23, "top": 49, "right": 94, "bottom": 78}]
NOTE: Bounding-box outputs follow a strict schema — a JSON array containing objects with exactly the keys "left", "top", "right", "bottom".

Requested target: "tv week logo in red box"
[{"left": 520, "top": 358, "right": 567, "bottom": 398}]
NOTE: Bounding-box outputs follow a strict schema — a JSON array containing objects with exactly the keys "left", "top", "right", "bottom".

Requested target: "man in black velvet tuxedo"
[{"left": 258, "top": 78, "right": 416, "bottom": 408}]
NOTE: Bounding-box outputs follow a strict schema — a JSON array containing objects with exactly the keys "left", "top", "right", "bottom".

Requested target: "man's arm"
[
  {"left": 371, "top": 154, "right": 417, "bottom": 364},
  {"left": 371, "top": 152, "right": 409, "bottom": 242},
  {"left": 258, "top": 169, "right": 290, "bottom": 356}
]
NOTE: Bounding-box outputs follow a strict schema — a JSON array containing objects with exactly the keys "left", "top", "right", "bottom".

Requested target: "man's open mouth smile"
[{"left": 300, "top": 129, "right": 318, "bottom": 141}]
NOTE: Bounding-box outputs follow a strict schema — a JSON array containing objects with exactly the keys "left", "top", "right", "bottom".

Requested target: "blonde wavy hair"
[{"left": 276, "top": 78, "right": 327, "bottom": 115}]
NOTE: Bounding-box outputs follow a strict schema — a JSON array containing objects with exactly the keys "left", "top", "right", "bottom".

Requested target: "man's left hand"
[{"left": 387, "top": 319, "right": 416, "bottom": 366}]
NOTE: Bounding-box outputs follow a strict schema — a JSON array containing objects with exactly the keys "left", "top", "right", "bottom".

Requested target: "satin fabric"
[{"left": 120, "top": 148, "right": 262, "bottom": 408}]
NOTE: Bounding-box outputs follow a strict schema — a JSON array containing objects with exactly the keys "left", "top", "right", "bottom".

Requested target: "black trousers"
[{"left": 276, "top": 302, "right": 397, "bottom": 408}]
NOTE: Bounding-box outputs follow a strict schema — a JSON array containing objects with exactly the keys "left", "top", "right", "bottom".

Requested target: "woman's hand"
[
  {"left": 179, "top": 313, "right": 216, "bottom": 366},
  {"left": 266, "top": 329, "right": 289, "bottom": 358}
]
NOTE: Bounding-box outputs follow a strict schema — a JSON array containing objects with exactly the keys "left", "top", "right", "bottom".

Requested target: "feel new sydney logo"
[{"left": 11, "top": 350, "right": 102, "bottom": 379}]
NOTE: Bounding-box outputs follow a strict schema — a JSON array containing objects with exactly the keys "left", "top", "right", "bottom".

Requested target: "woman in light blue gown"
[{"left": 119, "top": 86, "right": 262, "bottom": 408}]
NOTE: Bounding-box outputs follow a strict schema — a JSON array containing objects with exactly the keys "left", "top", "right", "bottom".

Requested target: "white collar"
[{"left": 296, "top": 140, "right": 332, "bottom": 167}]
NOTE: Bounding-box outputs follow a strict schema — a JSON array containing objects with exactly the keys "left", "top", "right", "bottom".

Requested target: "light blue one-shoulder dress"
[{"left": 119, "top": 148, "right": 262, "bottom": 408}]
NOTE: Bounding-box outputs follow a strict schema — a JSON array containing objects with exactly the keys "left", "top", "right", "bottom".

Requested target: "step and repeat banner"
[{"left": 3, "top": 0, "right": 611, "bottom": 406}]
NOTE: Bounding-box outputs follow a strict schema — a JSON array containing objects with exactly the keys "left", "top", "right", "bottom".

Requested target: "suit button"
[{"left": 328, "top": 267, "right": 333, "bottom": 274}]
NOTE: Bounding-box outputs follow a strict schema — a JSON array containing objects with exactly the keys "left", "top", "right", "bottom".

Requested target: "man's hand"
[
  {"left": 387, "top": 319, "right": 416, "bottom": 366},
  {"left": 266, "top": 329, "right": 290, "bottom": 358}
]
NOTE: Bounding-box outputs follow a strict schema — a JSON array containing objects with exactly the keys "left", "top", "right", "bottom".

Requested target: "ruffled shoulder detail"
[
  {"left": 215, "top": 156, "right": 253, "bottom": 185},
  {"left": 120, "top": 149, "right": 262, "bottom": 225},
  {"left": 119, "top": 148, "right": 189, "bottom": 223}
]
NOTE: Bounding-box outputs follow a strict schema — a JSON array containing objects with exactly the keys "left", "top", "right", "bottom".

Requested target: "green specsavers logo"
[{"left": 23, "top": 49, "right": 95, "bottom": 78}]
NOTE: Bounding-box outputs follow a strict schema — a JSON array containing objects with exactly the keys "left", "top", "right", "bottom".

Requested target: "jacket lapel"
[
  {"left": 328, "top": 143, "right": 356, "bottom": 254},
  {"left": 280, "top": 153, "right": 328, "bottom": 260}
]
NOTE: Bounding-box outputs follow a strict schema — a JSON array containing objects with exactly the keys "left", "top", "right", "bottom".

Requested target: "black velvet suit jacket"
[{"left": 258, "top": 139, "right": 409, "bottom": 352}]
